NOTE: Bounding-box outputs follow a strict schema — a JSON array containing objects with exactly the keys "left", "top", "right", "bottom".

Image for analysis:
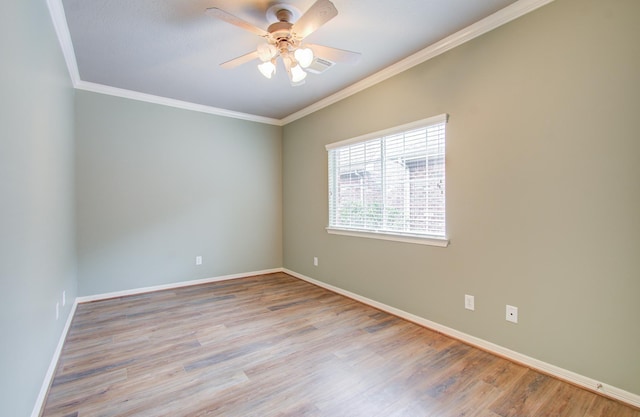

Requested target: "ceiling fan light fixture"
[
  {"left": 290, "top": 64, "right": 307, "bottom": 84},
  {"left": 294, "top": 47, "right": 314, "bottom": 68},
  {"left": 208, "top": 0, "right": 359, "bottom": 86},
  {"left": 258, "top": 60, "right": 276, "bottom": 79},
  {"left": 282, "top": 52, "right": 306, "bottom": 86},
  {"left": 257, "top": 43, "right": 277, "bottom": 62}
]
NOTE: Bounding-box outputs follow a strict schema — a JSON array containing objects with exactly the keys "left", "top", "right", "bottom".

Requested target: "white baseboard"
[
  {"left": 283, "top": 268, "right": 640, "bottom": 409},
  {"left": 31, "top": 300, "right": 78, "bottom": 417},
  {"left": 75, "top": 268, "right": 283, "bottom": 303},
  {"left": 33, "top": 267, "right": 639, "bottom": 413},
  {"left": 32, "top": 268, "right": 282, "bottom": 416}
]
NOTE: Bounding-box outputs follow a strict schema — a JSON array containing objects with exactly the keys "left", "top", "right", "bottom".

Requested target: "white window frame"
[{"left": 326, "top": 114, "right": 449, "bottom": 247}]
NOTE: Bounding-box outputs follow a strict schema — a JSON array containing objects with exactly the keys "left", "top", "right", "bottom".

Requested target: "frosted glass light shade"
[
  {"left": 294, "top": 47, "right": 314, "bottom": 68},
  {"left": 257, "top": 43, "right": 277, "bottom": 62},
  {"left": 290, "top": 64, "right": 307, "bottom": 83},
  {"left": 258, "top": 61, "right": 276, "bottom": 79}
]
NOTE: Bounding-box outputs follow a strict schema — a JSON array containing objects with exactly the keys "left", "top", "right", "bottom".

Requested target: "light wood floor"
[{"left": 42, "top": 272, "right": 639, "bottom": 417}]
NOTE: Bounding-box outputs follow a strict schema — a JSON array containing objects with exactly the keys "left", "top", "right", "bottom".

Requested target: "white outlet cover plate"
[
  {"left": 465, "top": 294, "right": 474, "bottom": 311},
  {"left": 506, "top": 305, "right": 518, "bottom": 323}
]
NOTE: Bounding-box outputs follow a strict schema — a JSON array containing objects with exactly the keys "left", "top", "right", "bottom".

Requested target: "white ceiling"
[{"left": 52, "top": 0, "right": 546, "bottom": 124}]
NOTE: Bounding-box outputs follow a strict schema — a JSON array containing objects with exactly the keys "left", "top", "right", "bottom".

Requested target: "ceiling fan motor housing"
[{"left": 267, "top": 20, "right": 294, "bottom": 42}]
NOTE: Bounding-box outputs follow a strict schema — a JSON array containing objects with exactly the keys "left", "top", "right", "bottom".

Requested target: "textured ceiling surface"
[{"left": 61, "top": 0, "right": 516, "bottom": 120}]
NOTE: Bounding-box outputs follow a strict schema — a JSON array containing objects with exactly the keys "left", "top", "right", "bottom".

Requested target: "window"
[{"left": 326, "top": 114, "right": 448, "bottom": 246}]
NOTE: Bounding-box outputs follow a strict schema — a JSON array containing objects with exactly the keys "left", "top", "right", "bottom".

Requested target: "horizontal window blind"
[{"left": 327, "top": 115, "right": 447, "bottom": 240}]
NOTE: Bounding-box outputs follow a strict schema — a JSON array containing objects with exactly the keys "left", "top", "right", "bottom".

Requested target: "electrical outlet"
[
  {"left": 506, "top": 305, "right": 518, "bottom": 323},
  {"left": 313, "top": 256, "right": 318, "bottom": 266},
  {"left": 465, "top": 294, "right": 475, "bottom": 311},
  {"left": 195, "top": 256, "right": 202, "bottom": 265}
]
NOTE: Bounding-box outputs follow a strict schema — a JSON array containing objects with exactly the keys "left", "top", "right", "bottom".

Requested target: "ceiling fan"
[{"left": 206, "top": 0, "right": 361, "bottom": 85}]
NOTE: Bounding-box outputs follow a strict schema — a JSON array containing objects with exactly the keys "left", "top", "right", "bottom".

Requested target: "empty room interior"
[{"left": 2, "top": 0, "right": 639, "bottom": 415}]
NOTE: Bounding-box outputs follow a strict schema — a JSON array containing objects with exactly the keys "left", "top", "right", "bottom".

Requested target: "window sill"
[{"left": 326, "top": 227, "right": 449, "bottom": 247}]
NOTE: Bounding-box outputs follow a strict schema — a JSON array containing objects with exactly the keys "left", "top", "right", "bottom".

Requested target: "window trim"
[
  {"left": 325, "top": 113, "right": 449, "bottom": 247},
  {"left": 326, "top": 227, "right": 449, "bottom": 247}
]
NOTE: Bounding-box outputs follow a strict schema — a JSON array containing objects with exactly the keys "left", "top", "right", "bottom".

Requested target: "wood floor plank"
[{"left": 41, "top": 272, "right": 639, "bottom": 417}]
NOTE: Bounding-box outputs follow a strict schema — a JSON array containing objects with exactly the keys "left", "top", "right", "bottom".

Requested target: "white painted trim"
[
  {"left": 327, "top": 228, "right": 449, "bottom": 248},
  {"left": 31, "top": 267, "right": 640, "bottom": 411},
  {"left": 75, "top": 268, "right": 283, "bottom": 303},
  {"left": 283, "top": 268, "right": 640, "bottom": 409},
  {"left": 75, "top": 81, "right": 283, "bottom": 126},
  {"left": 30, "top": 268, "right": 282, "bottom": 416},
  {"left": 281, "top": 0, "right": 555, "bottom": 125},
  {"left": 45, "top": 0, "right": 282, "bottom": 126},
  {"left": 31, "top": 300, "right": 78, "bottom": 417},
  {"left": 46, "top": 0, "right": 80, "bottom": 85},
  {"left": 47, "top": 0, "right": 554, "bottom": 126}
]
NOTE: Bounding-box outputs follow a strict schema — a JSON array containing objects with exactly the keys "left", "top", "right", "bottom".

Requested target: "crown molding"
[
  {"left": 47, "top": 0, "right": 554, "bottom": 127},
  {"left": 281, "top": 0, "right": 555, "bottom": 124},
  {"left": 47, "top": 0, "right": 80, "bottom": 84},
  {"left": 75, "top": 81, "right": 283, "bottom": 126},
  {"left": 46, "top": 0, "right": 282, "bottom": 126}
]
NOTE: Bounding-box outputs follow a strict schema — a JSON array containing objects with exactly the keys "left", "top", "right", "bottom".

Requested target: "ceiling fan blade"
[
  {"left": 307, "top": 44, "right": 361, "bottom": 64},
  {"left": 220, "top": 50, "right": 260, "bottom": 69},
  {"left": 291, "top": 0, "right": 338, "bottom": 40},
  {"left": 206, "top": 7, "right": 269, "bottom": 38}
]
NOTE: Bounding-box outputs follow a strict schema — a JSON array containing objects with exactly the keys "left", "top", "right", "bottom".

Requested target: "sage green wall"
[
  {"left": 0, "top": 1, "right": 77, "bottom": 415},
  {"left": 75, "top": 91, "right": 282, "bottom": 296},
  {"left": 283, "top": 0, "right": 640, "bottom": 395}
]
